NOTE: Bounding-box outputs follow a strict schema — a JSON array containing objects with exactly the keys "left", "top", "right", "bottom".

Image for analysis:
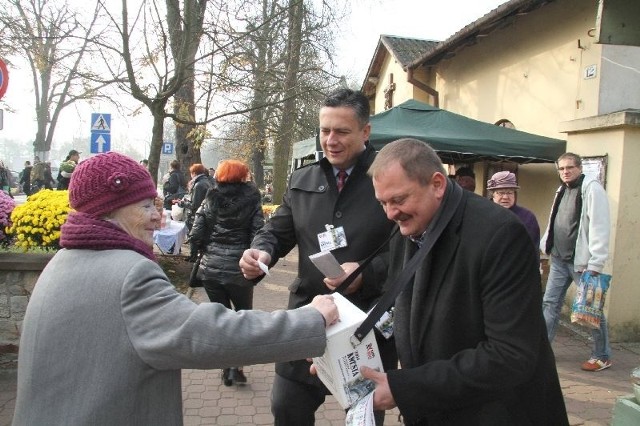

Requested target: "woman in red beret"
[{"left": 13, "top": 152, "right": 338, "bottom": 425}]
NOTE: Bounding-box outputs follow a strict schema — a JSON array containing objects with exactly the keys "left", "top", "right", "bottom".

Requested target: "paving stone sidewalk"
[{"left": 0, "top": 245, "right": 638, "bottom": 425}]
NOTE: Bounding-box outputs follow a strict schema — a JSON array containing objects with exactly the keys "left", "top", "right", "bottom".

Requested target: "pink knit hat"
[
  {"left": 69, "top": 152, "right": 158, "bottom": 217},
  {"left": 486, "top": 171, "right": 520, "bottom": 190}
]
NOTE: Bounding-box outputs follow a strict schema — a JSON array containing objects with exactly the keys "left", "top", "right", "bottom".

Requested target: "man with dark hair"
[
  {"left": 454, "top": 166, "right": 476, "bottom": 192},
  {"left": 20, "top": 161, "right": 32, "bottom": 196},
  {"left": 162, "top": 160, "right": 186, "bottom": 209},
  {"left": 540, "top": 152, "right": 611, "bottom": 371},
  {"left": 240, "top": 88, "right": 396, "bottom": 425},
  {"left": 360, "top": 138, "right": 567, "bottom": 425}
]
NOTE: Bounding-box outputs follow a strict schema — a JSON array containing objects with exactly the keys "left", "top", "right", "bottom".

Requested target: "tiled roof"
[
  {"left": 362, "top": 35, "right": 439, "bottom": 93},
  {"left": 380, "top": 35, "right": 439, "bottom": 68}
]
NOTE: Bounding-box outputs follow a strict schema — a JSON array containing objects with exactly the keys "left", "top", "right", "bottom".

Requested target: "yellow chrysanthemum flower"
[{"left": 6, "top": 190, "right": 71, "bottom": 251}]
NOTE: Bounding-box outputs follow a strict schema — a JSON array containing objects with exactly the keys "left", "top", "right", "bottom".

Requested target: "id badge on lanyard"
[{"left": 317, "top": 224, "right": 348, "bottom": 252}]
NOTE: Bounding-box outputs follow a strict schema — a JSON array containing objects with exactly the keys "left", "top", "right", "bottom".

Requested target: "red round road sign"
[{"left": 0, "top": 59, "right": 9, "bottom": 101}]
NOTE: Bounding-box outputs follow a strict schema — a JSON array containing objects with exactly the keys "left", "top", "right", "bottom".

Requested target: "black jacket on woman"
[
  {"left": 189, "top": 182, "right": 264, "bottom": 285},
  {"left": 182, "top": 174, "right": 214, "bottom": 230}
]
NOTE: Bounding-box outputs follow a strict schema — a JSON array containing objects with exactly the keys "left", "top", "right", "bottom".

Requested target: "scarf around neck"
[{"left": 60, "top": 212, "right": 156, "bottom": 261}]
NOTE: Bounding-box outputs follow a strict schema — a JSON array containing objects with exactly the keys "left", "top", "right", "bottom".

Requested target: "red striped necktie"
[{"left": 337, "top": 170, "right": 348, "bottom": 192}]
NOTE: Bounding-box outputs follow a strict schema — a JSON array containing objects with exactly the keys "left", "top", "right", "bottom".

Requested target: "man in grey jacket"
[{"left": 540, "top": 152, "right": 611, "bottom": 371}]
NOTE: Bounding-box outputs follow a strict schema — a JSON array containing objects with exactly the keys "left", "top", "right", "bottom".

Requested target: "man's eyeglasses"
[
  {"left": 494, "top": 190, "right": 515, "bottom": 197},
  {"left": 557, "top": 165, "right": 577, "bottom": 172}
]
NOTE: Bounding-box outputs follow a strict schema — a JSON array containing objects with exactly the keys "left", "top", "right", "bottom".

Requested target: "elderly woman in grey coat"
[{"left": 13, "top": 152, "right": 338, "bottom": 426}]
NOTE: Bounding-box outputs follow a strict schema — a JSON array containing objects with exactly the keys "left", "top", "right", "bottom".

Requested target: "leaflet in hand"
[{"left": 309, "top": 250, "right": 345, "bottom": 279}]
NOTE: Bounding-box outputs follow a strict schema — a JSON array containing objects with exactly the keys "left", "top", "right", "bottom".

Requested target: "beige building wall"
[
  {"left": 365, "top": 0, "right": 640, "bottom": 339},
  {"left": 390, "top": 0, "right": 639, "bottom": 231},
  {"left": 368, "top": 1, "right": 605, "bottom": 226},
  {"left": 423, "top": 1, "right": 640, "bottom": 340},
  {"left": 599, "top": 44, "right": 640, "bottom": 114},
  {"left": 371, "top": 55, "right": 414, "bottom": 115},
  {"left": 434, "top": 0, "right": 601, "bottom": 139},
  {"left": 560, "top": 113, "right": 640, "bottom": 340},
  {"left": 424, "top": 0, "right": 640, "bottom": 228}
]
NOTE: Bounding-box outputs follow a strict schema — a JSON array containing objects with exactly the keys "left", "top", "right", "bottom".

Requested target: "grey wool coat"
[{"left": 13, "top": 249, "right": 327, "bottom": 425}]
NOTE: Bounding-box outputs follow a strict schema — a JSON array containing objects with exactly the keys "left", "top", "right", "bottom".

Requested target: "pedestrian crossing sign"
[{"left": 91, "top": 113, "right": 111, "bottom": 132}]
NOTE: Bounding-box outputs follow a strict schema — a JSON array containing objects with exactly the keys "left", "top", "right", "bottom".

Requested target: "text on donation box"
[{"left": 312, "top": 293, "right": 384, "bottom": 409}]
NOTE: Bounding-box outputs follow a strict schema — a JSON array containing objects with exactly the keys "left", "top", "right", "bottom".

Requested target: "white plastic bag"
[{"left": 171, "top": 204, "right": 185, "bottom": 221}]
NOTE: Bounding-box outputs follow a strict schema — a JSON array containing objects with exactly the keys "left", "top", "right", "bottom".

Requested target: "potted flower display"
[
  {"left": 6, "top": 189, "right": 71, "bottom": 251},
  {"left": 59, "top": 160, "right": 77, "bottom": 178},
  {"left": 0, "top": 190, "right": 16, "bottom": 247}
]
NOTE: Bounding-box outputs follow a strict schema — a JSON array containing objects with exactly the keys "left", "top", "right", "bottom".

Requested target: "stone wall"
[{"left": 0, "top": 253, "right": 54, "bottom": 369}]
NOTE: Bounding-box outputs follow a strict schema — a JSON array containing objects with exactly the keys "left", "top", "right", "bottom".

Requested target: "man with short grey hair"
[
  {"left": 540, "top": 152, "right": 611, "bottom": 371},
  {"left": 361, "top": 138, "right": 567, "bottom": 425}
]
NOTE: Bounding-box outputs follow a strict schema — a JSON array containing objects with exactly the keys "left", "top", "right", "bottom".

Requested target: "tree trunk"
[
  {"left": 173, "top": 70, "right": 200, "bottom": 179},
  {"left": 167, "top": 0, "right": 206, "bottom": 178},
  {"left": 272, "top": 0, "right": 303, "bottom": 204},
  {"left": 147, "top": 101, "right": 168, "bottom": 186},
  {"left": 248, "top": 0, "right": 270, "bottom": 189}
]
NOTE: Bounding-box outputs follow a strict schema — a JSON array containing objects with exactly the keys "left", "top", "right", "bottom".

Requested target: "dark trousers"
[
  {"left": 272, "top": 374, "right": 325, "bottom": 426},
  {"left": 205, "top": 281, "right": 253, "bottom": 372},
  {"left": 271, "top": 373, "right": 387, "bottom": 425},
  {"left": 203, "top": 281, "right": 253, "bottom": 311}
]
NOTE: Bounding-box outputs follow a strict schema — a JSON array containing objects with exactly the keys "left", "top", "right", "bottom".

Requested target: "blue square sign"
[
  {"left": 91, "top": 113, "right": 111, "bottom": 133},
  {"left": 162, "top": 142, "right": 174, "bottom": 155},
  {"left": 91, "top": 132, "right": 111, "bottom": 153}
]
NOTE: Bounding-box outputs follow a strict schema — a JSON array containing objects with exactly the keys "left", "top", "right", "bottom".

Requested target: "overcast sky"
[
  {"left": 1, "top": 0, "right": 506, "bottom": 153},
  {"left": 338, "top": 0, "right": 505, "bottom": 83}
]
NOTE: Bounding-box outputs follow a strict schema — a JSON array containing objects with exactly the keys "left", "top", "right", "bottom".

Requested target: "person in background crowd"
[
  {"left": 486, "top": 171, "right": 540, "bottom": 249},
  {"left": 180, "top": 163, "right": 214, "bottom": 232},
  {"left": 140, "top": 159, "right": 149, "bottom": 169},
  {"left": 179, "top": 163, "right": 215, "bottom": 260},
  {"left": 189, "top": 159, "right": 264, "bottom": 386},
  {"left": 0, "top": 161, "right": 12, "bottom": 198},
  {"left": 30, "top": 159, "right": 47, "bottom": 193},
  {"left": 12, "top": 151, "right": 339, "bottom": 425},
  {"left": 454, "top": 166, "right": 476, "bottom": 192},
  {"left": 162, "top": 159, "right": 187, "bottom": 210},
  {"left": 358, "top": 138, "right": 568, "bottom": 425},
  {"left": 57, "top": 149, "right": 81, "bottom": 190},
  {"left": 540, "top": 152, "right": 612, "bottom": 372},
  {"left": 20, "top": 161, "right": 32, "bottom": 196},
  {"left": 204, "top": 167, "right": 216, "bottom": 186},
  {"left": 43, "top": 162, "right": 55, "bottom": 190},
  {"left": 240, "top": 88, "right": 397, "bottom": 426}
]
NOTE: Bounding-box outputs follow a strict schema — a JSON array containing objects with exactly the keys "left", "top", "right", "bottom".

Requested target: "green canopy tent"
[
  {"left": 368, "top": 100, "right": 566, "bottom": 164},
  {"left": 290, "top": 135, "right": 322, "bottom": 171},
  {"left": 291, "top": 136, "right": 318, "bottom": 160}
]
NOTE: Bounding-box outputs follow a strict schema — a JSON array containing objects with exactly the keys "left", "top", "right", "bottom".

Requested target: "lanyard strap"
[
  {"left": 350, "top": 183, "right": 463, "bottom": 346},
  {"left": 333, "top": 226, "right": 399, "bottom": 295}
]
